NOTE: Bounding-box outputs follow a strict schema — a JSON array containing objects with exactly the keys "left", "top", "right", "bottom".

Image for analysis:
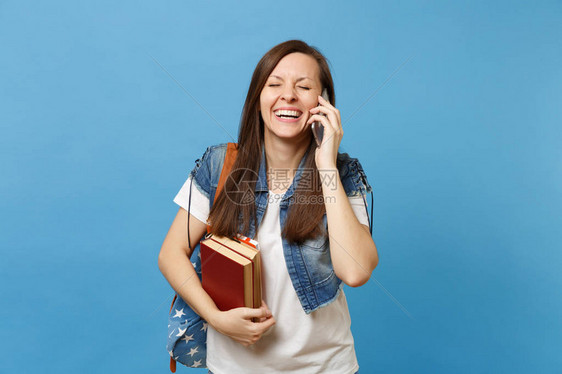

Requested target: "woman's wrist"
[
  {"left": 205, "top": 308, "right": 223, "bottom": 329},
  {"left": 318, "top": 166, "right": 339, "bottom": 191}
]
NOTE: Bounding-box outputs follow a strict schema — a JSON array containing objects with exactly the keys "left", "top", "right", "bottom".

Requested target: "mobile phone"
[{"left": 311, "top": 89, "right": 330, "bottom": 147}]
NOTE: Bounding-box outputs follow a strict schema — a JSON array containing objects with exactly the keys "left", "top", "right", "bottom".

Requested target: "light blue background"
[{"left": 1, "top": 1, "right": 561, "bottom": 373}]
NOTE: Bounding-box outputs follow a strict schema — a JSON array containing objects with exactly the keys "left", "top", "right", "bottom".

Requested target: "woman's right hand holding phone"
[{"left": 209, "top": 300, "right": 276, "bottom": 347}]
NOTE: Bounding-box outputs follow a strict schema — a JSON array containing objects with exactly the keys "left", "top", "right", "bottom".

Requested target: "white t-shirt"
[{"left": 174, "top": 177, "right": 369, "bottom": 374}]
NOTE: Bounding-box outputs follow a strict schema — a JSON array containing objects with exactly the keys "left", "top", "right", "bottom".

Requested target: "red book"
[{"left": 200, "top": 235, "right": 261, "bottom": 311}]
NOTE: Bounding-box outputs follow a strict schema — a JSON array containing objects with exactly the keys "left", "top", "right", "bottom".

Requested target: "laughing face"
[{"left": 259, "top": 52, "right": 322, "bottom": 143}]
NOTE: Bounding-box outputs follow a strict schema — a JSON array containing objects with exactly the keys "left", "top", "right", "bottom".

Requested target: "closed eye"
[
  {"left": 268, "top": 84, "right": 280, "bottom": 87},
  {"left": 298, "top": 86, "right": 311, "bottom": 90}
]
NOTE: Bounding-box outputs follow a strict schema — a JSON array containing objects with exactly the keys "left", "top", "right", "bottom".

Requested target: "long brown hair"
[{"left": 208, "top": 40, "right": 336, "bottom": 244}]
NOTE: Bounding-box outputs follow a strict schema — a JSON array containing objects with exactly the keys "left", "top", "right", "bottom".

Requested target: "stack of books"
[{"left": 201, "top": 234, "right": 262, "bottom": 311}]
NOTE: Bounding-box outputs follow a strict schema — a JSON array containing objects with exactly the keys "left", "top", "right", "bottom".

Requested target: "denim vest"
[{"left": 189, "top": 143, "right": 372, "bottom": 314}]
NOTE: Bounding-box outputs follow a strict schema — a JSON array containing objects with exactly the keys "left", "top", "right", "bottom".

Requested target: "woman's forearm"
[
  {"left": 158, "top": 248, "right": 220, "bottom": 324},
  {"left": 320, "top": 167, "right": 378, "bottom": 287}
]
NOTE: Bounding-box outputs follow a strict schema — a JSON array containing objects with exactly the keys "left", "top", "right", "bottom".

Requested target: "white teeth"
[{"left": 274, "top": 109, "right": 301, "bottom": 118}]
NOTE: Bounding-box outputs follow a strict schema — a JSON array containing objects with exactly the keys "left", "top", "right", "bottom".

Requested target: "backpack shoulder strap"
[
  {"left": 215, "top": 142, "right": 239, "bottom": 204},
  {"left": 207, "top": 142, "right": 238, "bottom": 233}
]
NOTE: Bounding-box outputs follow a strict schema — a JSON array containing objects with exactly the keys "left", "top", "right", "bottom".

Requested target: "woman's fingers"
[
  {"left": 256, "top": 299, "right": 271, "bottom": 322},
  {"left": 260, "top": 299, "right": 272, "bottom": 314},
  {"left": 213, "top": 305, "right": 276, "bottom": 347},
  {"left": 307, "top": 112, "right": 331, "bottom": 129},
  {"left": 242, "top": 305, "right": 272, "bottom": 320},
  {"left": 242, "top": 306, "right": 276, "bottom": 344},
  {"left": 308, "top": 102, "right": 341, "bottom": 133},
  {"left": 318, "top": 94, "right": 341, "bottom": 122},
  {"left": 311, "top": 95, "right": 341, "bottom": 129},
  {"left": 307, "top": 114, "right": 341, "bottom": 145},
  {"left": 309, "top": 105, "right": 340, "bottom": 131},
  {"left": 254, "top": 315, "right": 276, "bottom": 332},
  {"left": 241, "top": 316, "right": 276, "bottom": 346}
]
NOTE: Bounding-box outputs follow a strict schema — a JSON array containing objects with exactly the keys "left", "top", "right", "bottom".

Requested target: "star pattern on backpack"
[{"left": 166, "top": 246, "right": 207, "bottom": 368}]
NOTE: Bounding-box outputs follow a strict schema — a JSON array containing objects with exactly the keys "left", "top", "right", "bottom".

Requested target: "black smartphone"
[{"left": 311, "top": 89, "right": 330, "bottom": 147}]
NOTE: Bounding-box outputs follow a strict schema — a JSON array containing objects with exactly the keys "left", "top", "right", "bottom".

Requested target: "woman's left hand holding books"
[{"left": 208, "top": 299, "right": 275, "bottom": 347}]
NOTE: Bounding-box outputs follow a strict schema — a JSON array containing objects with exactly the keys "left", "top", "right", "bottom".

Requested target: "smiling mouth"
[{"left": 274, "top": 109, "right": 303, "bottom": 119}]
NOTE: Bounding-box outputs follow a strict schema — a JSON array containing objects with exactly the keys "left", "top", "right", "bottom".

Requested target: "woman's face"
[{"left": 259, "top": 52, "right": 322, "bottom": 143}]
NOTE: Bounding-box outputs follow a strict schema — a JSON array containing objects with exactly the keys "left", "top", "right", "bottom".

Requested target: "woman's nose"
[{"left": 280, "top": 87, "right": 297, "bottom": 102}]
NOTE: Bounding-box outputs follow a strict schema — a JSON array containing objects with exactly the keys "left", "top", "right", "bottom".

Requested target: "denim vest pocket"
[
  {"left": 299, "top": 241, "right": 334, "bottom": 285},
  {"left": 301, "top": 235, "right": 329, "bottom": 252}
]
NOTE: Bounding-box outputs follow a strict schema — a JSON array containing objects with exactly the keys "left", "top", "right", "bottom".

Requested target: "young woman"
[{"left": 159, "top": 40, "right": 378, "bottom": 373}]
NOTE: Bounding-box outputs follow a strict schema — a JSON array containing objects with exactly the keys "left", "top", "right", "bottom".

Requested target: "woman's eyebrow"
[{"left": 269, "top": 75, "right": 312, "bottom": 82}]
